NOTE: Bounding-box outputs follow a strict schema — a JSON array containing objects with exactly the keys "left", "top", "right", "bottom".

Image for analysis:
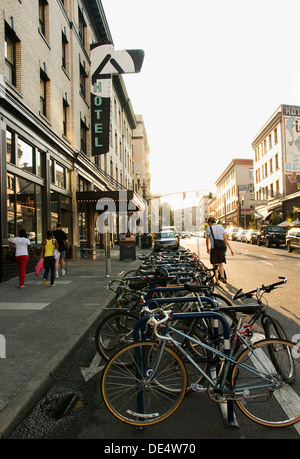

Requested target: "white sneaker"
[
  {"left": 61, "top": 269, "right": 65, "bottom": 276},
  {"left": 55, "top": 272, "right": 59, "bottom": 278}
]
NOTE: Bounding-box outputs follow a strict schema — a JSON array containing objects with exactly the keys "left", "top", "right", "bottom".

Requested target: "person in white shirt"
[
  {"left": 10, "top": 229, "right": 36, "bottom": 288},
  {"left": 205, "top": 217, "right": 234, "bottom": 285}
]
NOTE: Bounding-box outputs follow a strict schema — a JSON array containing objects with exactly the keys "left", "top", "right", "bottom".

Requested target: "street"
[{"left": 10, "top": 238, "right": 300, "bottom": 440}]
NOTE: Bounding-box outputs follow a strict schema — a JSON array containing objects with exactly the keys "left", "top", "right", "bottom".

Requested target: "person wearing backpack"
[{"left": 205, "top": 217, "right": 234, "bottom": 285}]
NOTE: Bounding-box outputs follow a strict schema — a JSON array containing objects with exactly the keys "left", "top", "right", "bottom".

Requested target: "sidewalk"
[{"left": 0, "top": 247, "right": 148, "bottom": 439}]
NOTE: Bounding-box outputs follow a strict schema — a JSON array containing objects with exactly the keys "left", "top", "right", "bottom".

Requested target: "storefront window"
[
  {"left": 55, "top": 163, "right": 65, "bottom": 188},
  {"left": 36, "top": 185, "right": 43, "bottom": 243},
  {"left": 16, "top": 177, "right": 36, "bottom": 242},
  {"left": 6, "top": 130, "right": 15, "bottom": 164},
  {"left": 7, "top": 172, "right": 15, "bottom": 238},
  {"left": 37, "top": 150, "right": 45, "bottom": 178},
  {"left": 50, "top": 191, "right": 59, "bottom": 229},
  {"left": 17, "top": 138, "right": 34, "bottom": 172},
  {"left": 79, "top": 212, "right": 86, "bottom": 240}
]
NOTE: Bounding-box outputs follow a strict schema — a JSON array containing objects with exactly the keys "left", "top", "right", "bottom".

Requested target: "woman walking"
[
  {"left": 40, "top": 230, "right": 58, "bottom": 287},
  {"left": 10, "top": 229, "right": 36, "bottom": 288}
]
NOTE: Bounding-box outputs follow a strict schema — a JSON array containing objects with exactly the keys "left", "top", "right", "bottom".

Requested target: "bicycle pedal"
[{"left": 190, "top": 383, "right": 206, "bottom": 392}]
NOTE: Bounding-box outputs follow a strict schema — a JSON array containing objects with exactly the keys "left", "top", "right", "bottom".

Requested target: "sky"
[{"left": 101, "top": 0, "right": 300, "bottom": 206}]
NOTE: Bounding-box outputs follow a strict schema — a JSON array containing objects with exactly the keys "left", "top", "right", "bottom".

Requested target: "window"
[
  {"left": 274, "top": 127, "right": 278, "bottom": 144},
  {"left": 62, "top": 31, "right": 68, "bottom": 71},
  {"left": 55, "top": 163, "right": 65, "bottom": 188},
  {"left": 17, "top": 138, "right": 34, "bottom": 171},
  {"left": 5, "top": 22, "right": 19, "bottom": 88},
  {"left": 275, "top": 153, "right": 279, "bottom": 170},
  {"left": 79, "top": 61, "right": 87, "bottom": 99},
  {"left": 269, "top": 134, "right": 272, "bottom": 150},
  {"left": 5, "top": 33, "right": 15, "bottom": 85},
  {"left": 269, "top": 158, "right": 273, "bottom": 174},
  {"left": 6, "top": 130, "right": 15, "bottom": 164},
  {"left": 78, "top": 7, "right": 86, "bottom": 46},
  {"left": 37, "top": 150, "right": 45, "bottom": 178},
  {"left": 39, "top": 0, "right": 48, "bottom": 39}
]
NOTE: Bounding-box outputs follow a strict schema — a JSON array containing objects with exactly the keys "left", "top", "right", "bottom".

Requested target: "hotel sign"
[{"left": 90, "top": 44, "right": 144, "bottom": 155}]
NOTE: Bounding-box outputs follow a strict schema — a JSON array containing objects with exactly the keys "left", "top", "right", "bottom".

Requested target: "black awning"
[{"left": 76, "top": 190, "right": 145, "bottom": 212}]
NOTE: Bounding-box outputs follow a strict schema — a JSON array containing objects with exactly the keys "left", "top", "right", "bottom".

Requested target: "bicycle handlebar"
[{"left": 232, "top": 277, "right": 287, "bottom": 300}]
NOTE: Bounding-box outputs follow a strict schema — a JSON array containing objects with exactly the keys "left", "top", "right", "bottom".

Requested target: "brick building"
[{"left": 0, "top": 0, "right": 144, "bottom": 281}]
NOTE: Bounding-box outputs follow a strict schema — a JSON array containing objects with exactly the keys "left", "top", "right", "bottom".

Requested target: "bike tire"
[
  {"left": 263, "top": 316, "right": 287, "bottom": 340},
  {"left": 95, "top": 310, "right": 139, "bottom": 361},
  {"left": 101, "top": 340, "right": 187, "bottom": 426},
  {"left": 232, "top": 339, "right": 300, "bottom": 427}
]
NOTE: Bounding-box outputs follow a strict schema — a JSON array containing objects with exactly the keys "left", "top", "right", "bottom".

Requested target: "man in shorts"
[
  {"left": 206, "top": 217, "right": 234, "bottom": 285},
  {"left": 53, "top": 222, "right": 69, "bottom": 277}
]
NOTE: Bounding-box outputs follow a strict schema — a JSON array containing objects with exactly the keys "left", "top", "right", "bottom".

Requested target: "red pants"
[{"left": 16, "top": 255, "right": 29, "bottom": 287}]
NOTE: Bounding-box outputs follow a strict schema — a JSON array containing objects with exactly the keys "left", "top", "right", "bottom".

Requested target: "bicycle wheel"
[
  {"left": 101, "top": 341, "right": 187, "bottom": 426},
  {"left": 95, "top": 311, "right": 138, "bottom": 361},
  {"left": 232, "top": 339, "right": 300, "bottom": 427},
  {"left": 263, "top": 316, "right": 287, "bottom": 340}
]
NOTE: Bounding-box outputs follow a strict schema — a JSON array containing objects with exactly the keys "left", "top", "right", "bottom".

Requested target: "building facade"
[
  {"left": 132, "top": 114, "right": 151, "bottom": 199},
  {"left": 252, "top": 104, "right": 300, "bottom": 224},
  {"left": 212, "top": 159, "right": 254, "bottom": 228},
  {"left": 0, "top": 0, "right": 144, "bottom": 281}
]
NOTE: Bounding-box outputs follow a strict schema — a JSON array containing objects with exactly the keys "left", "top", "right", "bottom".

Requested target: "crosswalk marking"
[{"left": 0, "top": 303, "right": 50, "bottom": 310}]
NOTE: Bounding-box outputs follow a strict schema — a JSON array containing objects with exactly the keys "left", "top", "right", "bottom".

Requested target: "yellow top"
[{"left": 44, "top": 239, "right": 55, "bottom": 257}]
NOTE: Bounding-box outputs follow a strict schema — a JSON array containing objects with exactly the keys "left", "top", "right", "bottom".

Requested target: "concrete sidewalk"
[{"left": 0, "top": 247, "right": 148, "bottom": 439}]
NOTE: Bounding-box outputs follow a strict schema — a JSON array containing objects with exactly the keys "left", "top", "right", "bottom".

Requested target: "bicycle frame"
[{"left": 135, "top": 311, "right": 279, "bottom": 395}]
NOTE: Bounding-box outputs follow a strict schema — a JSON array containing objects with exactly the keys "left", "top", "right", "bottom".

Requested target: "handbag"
[
  {"left": 35, "top": 258, "right": 44, "bottom": 276},
  {"left": 210, "top": 226, "right": 226, "bottom": 251},
  {"left": 5, "top": 247, "right": 16, "bottom": 263},
  {"left": 53, "top": 249, "right": 60, "bottom": 260}
]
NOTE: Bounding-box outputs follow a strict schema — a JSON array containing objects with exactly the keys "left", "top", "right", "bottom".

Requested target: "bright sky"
[{"left": 101, "top": 0, "right": 300, "bottom": 203}]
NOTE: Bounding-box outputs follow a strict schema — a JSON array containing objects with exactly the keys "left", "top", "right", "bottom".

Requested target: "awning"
[
  {"left": 261, "top": 211, "right": 273, "bottom": 221},
  {"left": 255, "top": 209, "right": 271, "bottom": 219},
  {"left": 76, "top": 190, "right": 145, "bottom": 212}
]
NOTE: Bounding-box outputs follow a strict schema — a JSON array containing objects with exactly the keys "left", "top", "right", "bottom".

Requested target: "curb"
[{"left": 0, "top": 289, "right": 116, "bottom": 439}]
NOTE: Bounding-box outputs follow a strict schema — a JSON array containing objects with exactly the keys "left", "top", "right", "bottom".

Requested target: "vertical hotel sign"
[
  {"left": 283, "top": 105, "right": 300, "bottom": 193},
  {"left": 90, "top": 44, "right": 144, "bottom": 155}
]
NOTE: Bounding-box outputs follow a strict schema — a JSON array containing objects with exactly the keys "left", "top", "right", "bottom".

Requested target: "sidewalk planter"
[{"left": 119, "top": 238, "right": 136, "bottom": 261}]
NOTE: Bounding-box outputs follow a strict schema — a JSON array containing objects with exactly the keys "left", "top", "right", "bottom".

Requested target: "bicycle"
[
  {"left": 95, "top": 282, "right": 236, "bottom": 363},
  {"left": 101, "top": 308, "right": 299, "bottom": 428},
  {"left": 231, "top": 277, "right": 288, "bottom": 341}
]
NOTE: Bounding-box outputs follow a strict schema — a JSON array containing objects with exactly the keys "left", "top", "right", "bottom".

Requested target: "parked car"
[
  {"left": 226, "top": 227, "right": 240, "bottom": 241},
  {"left": 154, "top": 231, "right": 179, "bottom": 252},
  {"left": 286, "top": 227, "right": 300, "bottom": 252},
  {"left": 245, "top": 229, "right": 260, "bottom": 244},
  {"left": 236, "top": 229, "right": 248, "bottom": 242},
  {"left": 181, "top": 232, "right": 190, "bottom": 238},
  {"left": 257, "top": 225, "right": 286, "bottom": 247}
]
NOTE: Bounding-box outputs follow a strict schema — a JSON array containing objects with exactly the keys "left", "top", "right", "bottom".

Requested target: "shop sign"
[{"left": 90, "top": 44, "right": 144, "bottom": 156}]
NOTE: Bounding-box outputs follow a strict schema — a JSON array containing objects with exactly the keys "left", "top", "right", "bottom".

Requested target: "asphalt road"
[{"left": 9, "top": 238, "right": 300, "bottom": 441}]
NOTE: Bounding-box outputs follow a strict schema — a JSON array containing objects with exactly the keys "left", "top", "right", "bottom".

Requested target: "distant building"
[{"left": 212, "top": 159, "right": 254, "bottom": 228}]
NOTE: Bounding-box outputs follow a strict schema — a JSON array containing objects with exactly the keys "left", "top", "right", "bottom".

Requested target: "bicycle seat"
[
  {"left": 129, "top": 280, "right": 149, "bottom": 290},
  {"left": 184, "top": 283, "right": 210, "bottom": 292}
]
